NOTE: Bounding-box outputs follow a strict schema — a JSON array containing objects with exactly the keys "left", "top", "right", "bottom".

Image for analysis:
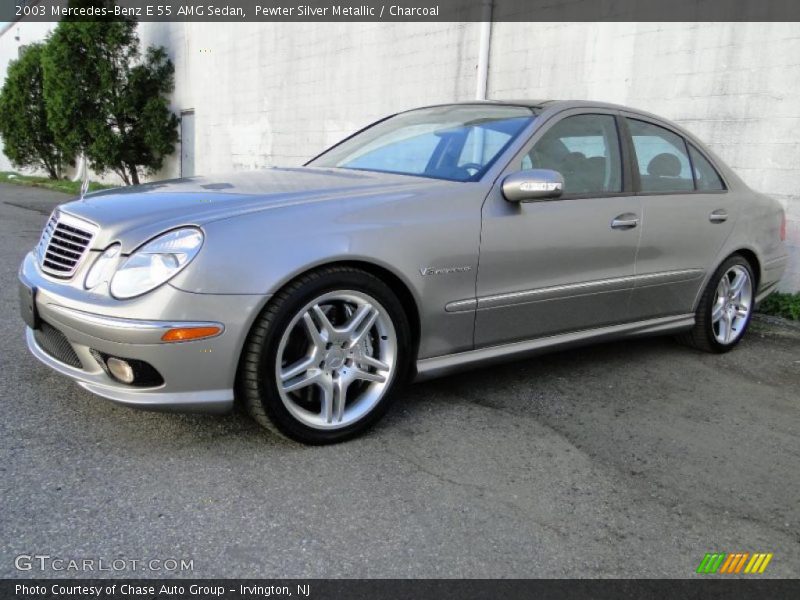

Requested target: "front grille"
[
  {"left": 34, "top": 321, "right": 82, "bottom": 369},
  {"left": 37, "top": 211, "right": 97, "bottom": 278}
]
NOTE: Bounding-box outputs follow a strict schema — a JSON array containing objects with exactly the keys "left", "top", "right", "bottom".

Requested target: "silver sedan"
[{"left": 19, "top": 101, "right": 788, "bottom": 443}]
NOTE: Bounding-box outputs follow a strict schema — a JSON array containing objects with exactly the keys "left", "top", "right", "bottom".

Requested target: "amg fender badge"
[{"left": 419, "top": 266, "right": 472, "bottom": 276}]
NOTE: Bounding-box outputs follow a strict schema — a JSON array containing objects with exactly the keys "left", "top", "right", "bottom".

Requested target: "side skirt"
[{"left": 413, "top": 313, "right": 695, "bottom": 382}]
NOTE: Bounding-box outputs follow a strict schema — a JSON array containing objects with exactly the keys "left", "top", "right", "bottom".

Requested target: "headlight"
[
  {"left": 110, "top": 228, "right": 204, "bottom": 299},
  {"left": 84, "top": 244, "right": 121, "bottom": 290}
]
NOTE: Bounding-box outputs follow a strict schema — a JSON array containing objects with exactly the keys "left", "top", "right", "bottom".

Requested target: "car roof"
[
  {"left": 429, "top": 99, "right": 647, "bottom": 112},
  {"left": 423, "top": 99, "right": 740, "bottom": 186},
  {"left": 411, "top": 99, "right": 679, "bottom": 131},
  {"left": 412, "top": 100, "right": 550, "bottom": 110}
]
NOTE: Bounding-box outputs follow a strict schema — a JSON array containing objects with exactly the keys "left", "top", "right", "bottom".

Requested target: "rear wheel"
[
  {"left": 678, "top": 255, "right": 755, "bottom": 353},
  {"left": 238, "top": 266, "right": 410, "bottom": 444}
]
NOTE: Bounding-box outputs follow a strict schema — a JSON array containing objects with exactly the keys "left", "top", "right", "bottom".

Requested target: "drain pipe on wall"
[
  {"left": 475, "top": 0, "right": 494, "bottom": 100},
  {"left": 472, "top": 0, "right": 494, "bottom": 164}
]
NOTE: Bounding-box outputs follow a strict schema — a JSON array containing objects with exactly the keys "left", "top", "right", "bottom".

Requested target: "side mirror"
[{"left": 502, "top": 169, "right": 564, "bottom": 202}]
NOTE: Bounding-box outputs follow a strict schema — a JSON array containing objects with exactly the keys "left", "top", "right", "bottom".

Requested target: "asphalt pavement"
[{"left": 1, "top": 182, "right": 798, "bottom": 578}]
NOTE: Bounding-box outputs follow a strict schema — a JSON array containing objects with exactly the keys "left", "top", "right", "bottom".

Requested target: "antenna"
[{"left": 78, "top": 154, "right": 89, "bottom": 201}]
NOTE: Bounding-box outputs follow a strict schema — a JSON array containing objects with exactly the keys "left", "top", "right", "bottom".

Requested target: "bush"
[
  {"left": 41, "top": 3, "right": 178, "bottom": 185},
  {"left": 758, "top": 292, "right": 800, "bottom": 321},
  {"left": 0, "top": 44, "right": 72, "bottom": 179}
]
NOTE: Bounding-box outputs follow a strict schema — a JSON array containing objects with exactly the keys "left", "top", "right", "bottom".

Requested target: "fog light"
[
  {"left": 106, "top": 357, "right": 135, "bottom": 384},
  {"left": 90, "top": 350, "right": 164, "bottom": 387}
]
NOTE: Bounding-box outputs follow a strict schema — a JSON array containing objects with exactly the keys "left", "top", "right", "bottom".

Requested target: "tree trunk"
[
  {"left": 128, "top": 164, "right": 140, "bottom": 186},
  {"left": 115, "top": 167, "right": 130, "bottom": 186},
  {"left": 36, "top": 144, "right": 58, "bottom": 179}
]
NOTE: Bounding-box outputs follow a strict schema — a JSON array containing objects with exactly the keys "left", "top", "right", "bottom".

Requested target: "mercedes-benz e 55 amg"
[{"left": 19, "top": 101, "right": 788, "bottom": 443}]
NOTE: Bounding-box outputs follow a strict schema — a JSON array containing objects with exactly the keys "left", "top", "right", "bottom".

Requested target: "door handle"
[
  {"left": 709, "top": 209, "right": 728, "bottom": 223},
  {"left": 610, "top": 214, "right": 639, "bottom": 230}
]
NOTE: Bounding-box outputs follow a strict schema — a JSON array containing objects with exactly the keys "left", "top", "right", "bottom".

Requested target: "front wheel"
[
  {"left": 678, "top": 255, "right": 755, "bottom": 353},
  {"left": 238, "top": 267, "right": 411, "bottom": 444}
]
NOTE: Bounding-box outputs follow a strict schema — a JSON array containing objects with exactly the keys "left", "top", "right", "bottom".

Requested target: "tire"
[
  {"left": 237, "top": 266, "right": 411, "bottom": 444},
  {"left": 677, "top": 254, "right": 756, "bottom": 353}
]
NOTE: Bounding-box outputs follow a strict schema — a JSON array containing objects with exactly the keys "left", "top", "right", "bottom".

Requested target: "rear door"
[{"left": 622, "top": 115, "right": 739, "bottom": 320}]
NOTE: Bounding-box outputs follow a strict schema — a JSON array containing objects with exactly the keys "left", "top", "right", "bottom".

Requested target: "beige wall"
[
  {"left": 1, "top": 20, "right": 798, "bottom": 289},
  {"left": 138, "top": 22, "right": 479, "bottom": 177},
  {"left": 489, "top": 22, "right": 800, "bottom": 288}
]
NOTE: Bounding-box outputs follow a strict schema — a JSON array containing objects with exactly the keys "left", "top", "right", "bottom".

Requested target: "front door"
[{"left": 475, "top": 111, "right": 641, "bottom": 347}]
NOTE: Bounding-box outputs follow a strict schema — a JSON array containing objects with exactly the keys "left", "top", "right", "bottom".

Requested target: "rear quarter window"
[{"left": 688, "top": 145, "right": 726, "bottom": 191}]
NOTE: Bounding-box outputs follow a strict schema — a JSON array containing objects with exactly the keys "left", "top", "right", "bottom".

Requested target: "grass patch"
[
  {"left": 758, "top": 291, "right": 800, "bottom": 321},
  {"left": 0, "top": 171, "right": 116, "bottom": 195}
]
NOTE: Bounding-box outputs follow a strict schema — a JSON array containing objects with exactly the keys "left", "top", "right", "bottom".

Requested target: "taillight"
[{"left": 780, "top": 212, "right": 786, "bottom": 241}]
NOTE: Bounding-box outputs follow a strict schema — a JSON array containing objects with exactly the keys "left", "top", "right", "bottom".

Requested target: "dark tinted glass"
[
  {"left": 627, "top": 119, "right": 693, "bottom": 193},
  {"left": 522, "top": 114, "right": 622, "bottom": 195},
  {"left": 689, "top": 145, "right": 725, "bottom": 191}
]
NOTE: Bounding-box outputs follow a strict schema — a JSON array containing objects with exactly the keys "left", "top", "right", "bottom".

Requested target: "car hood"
[{"left": 59, "top": 167, "right": 449, "bottom": 251}]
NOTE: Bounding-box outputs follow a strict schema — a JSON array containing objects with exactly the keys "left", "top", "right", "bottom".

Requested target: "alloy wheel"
[
  {"left": 274, "top": 290, "right": 398, "bottom": 430},
  {"left": 711, "top": 265, "right": 753, "bottom": 345}
]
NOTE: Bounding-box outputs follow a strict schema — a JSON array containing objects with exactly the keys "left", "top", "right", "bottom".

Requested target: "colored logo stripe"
[
  {"left": 744, "top": 553, "right": 773, "bottom": 574},
  {"left": 718, "top": 553, "right": 748, "bottom": 573},
  {"left": 697, "top": 553, "right": 725, "bottom": 573},
  {"left": 696, "top": 553, "right": 773, "bottom": 574}
]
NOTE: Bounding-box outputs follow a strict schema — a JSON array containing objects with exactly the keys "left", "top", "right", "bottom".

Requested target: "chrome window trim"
[{"left": 619, "top": 111, "right": 732, "bottom": 193}]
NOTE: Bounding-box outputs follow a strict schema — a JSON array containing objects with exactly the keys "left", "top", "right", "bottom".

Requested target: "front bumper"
[{"left": 19, "top": 251, "right": 268, "bottom": 413}]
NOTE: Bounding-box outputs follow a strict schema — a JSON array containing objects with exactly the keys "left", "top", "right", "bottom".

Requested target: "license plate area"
[{"left": 19, "top": 279, "right": 40, "bottom": 330}]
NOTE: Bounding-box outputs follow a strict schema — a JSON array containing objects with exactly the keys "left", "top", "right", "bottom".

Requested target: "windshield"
[{"left": 308, "top": 105, "right": 537, "bottom": 182}]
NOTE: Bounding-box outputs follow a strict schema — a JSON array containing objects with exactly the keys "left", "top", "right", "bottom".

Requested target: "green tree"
[
  {"left": 42, "top": 5, "right": 179, "bottom": 185},
  {"left": 0, "top": 44, "right": 70, "bottom": 179}
]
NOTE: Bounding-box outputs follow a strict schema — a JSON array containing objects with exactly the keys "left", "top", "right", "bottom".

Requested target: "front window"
[
  {"left": 309, "top": 105, "right": 537, "bottom": 182},
  {"left": 521, "top": 113, "right": 623, "bottom": 195}
]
